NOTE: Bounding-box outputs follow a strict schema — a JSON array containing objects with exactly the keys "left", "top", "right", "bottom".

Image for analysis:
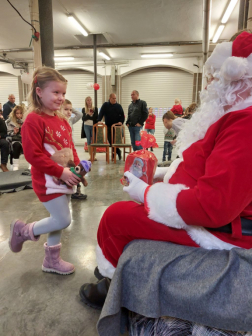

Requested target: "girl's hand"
[
  {"left": 14, "top": 127, "right": 19, "bottom": 134},
  {"left": 60, "top": 168, "right": 81, "bottom": 187}
]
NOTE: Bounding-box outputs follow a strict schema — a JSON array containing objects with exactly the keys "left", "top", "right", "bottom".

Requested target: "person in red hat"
[{"left": 79, "top": 31, "right": 252, "bottom": 309}]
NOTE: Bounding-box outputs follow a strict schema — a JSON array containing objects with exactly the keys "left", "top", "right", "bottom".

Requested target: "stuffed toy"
[{"left": 53, "top": 159, "right": 91, "bottom": 188}]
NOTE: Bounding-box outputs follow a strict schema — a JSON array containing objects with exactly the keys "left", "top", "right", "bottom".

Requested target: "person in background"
[
  {"left": 162, "top": 111, "right": 176, "bottom": 162},
  {"left": 3, "top": 94, "right": 16, "bottom": 120},
  {"left": 98, "top": 93, "right": 125, "bottom": 160},
  {"left": 170, "top": 98, "right": 183, "bottom": 117},
  {"left": 81, "top": 96, "right": 98, "bottom": 161},
  {"left": 144, "top": 107, "right": 156, "bottom": 151},
  {"left": 6, "top": 105, "right": 24, "bottom": 171},
  {"left": 62, "top": 99, "right": 87, "bottom": 200},
  {"left": 126, "top": 90, "right": 148, "bottom": 151},
  {"left": 0, "top": 116, "right": 9, "bottom": 172},
  {"left": 0, "top": 103, "right": 3, "bottom": 118},
  {"left": 182, "top": 102, "right": 197, "bottom": 120}
]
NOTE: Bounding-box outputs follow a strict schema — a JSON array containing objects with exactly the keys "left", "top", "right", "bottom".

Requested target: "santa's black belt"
[{"left": 208, "top": 218, "right": 252, "bottom": 236}]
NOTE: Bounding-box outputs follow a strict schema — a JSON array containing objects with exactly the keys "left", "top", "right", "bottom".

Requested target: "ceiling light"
[
  {"left": 54, "top": 57, "right": 75, "bottom": 61},
  {"left": 141, "top": 54, "right": 173, "bottom": 58},
  {"left": 99, "top": 52, "right": 111, "bottom": 60},
  {"left": 212, "top": 25, "right": 225, "bottom": 43},
  {"left": 221, "top": 0, "right": 239, "bottom": 24},
  {"left": 68, "top": 15, "right": 88, "bottom": 37}
]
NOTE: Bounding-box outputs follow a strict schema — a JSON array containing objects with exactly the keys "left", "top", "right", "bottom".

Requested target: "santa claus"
[{"left": 79, "top": 31, "right": 252, "bottom": 309}]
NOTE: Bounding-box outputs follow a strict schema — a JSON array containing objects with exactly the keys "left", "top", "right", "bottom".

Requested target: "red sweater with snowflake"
[{"left": 22, "top": 112, "right": 80, "bottom": 202}]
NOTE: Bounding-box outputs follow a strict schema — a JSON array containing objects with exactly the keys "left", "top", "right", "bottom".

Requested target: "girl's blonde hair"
[
  {"left": 9, "top": 105, "right": 24, "bottom": 125},
  {"left": 85, "top": 96, "right": 94, "bottom": 112},
  {"left": 27, "top": 66, "right": 67, "bottom": 119}
]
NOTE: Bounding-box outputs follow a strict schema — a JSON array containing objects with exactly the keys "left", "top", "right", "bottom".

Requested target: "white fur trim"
[
  {"left": 163, "top": 158, "right": 183, "bottom": 184},
  {"left": 205, "top": 42, "right": 232, "bottom": 75},
  {"left": 147, "top": 182, "right": 238, "bottom": 250},
  {"left": 186, "top": 226, "right": 237, "bottom": 250},
  {"left": 96, "top": 245, "right": 115, "bottom": 279},
  {"left": 147, "top": 182, "right": 188, "bottom": 229},
  {"left": 220, "top": 57, "right": 249, "bottom": 82}
]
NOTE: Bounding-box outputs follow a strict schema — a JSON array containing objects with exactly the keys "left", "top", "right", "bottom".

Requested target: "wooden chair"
[
  {"left": 111, "top": 124, "right": 132, "bottom": 163},
  {"left": 90, "top": 123, "right": 110, "bottom": 163}
]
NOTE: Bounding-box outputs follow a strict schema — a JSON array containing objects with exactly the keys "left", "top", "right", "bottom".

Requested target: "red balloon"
[{"left": 93, "top": 83, "right": 100, "bottom": 90}]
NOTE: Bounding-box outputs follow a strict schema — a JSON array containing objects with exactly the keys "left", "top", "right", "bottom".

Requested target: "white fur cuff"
[
  {"left": 146, "top": 182, "right": 188, "bottom": 229},
  {"left": 96, "top": 245, "right": 116, "bottom": 279}
]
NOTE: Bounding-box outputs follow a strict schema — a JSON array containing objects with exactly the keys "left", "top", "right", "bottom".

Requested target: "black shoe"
[
  {"left": 79, "top": 277, "right": 111, "bottom": 310},
  {"left": 94, "top": 266, "right": 105, "bottom": 281},
  {"left": 117, "top": 149, "right": 122, "bottom": 161},
  {"left": 71, "top": 193, "right": 87, "bottom": 200}
]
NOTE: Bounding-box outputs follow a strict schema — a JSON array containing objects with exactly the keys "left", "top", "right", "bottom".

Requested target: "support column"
[
  {"left": 93, "top": 34, "right": 97, "bottom": 109},
  {"left": 247, "top": 0, "right": 252, "bottom": 29},
  {"left": 38, "top": 0, "right": 55, "bottom": 68},
  {"left": 29, "top": 0, "right": 42, "bottom": 69},
  {"left": 238, "top": 0, "right": 246, "bottom": 30}
]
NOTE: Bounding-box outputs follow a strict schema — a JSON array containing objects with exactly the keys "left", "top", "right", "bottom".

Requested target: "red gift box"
[{"left": 122, "top": 131, "right": 158, "bottom": 185}]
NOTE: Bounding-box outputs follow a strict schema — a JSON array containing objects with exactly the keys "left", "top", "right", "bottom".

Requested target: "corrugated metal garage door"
[
  {"left": 60, "top": 70, "right": 102, "bottom": 145},
  {"left": 0, "top": 73, "right": 20, "bottom": 108},
  {"left": 121, "top": 67, "right": 193, "bottom": 147}
]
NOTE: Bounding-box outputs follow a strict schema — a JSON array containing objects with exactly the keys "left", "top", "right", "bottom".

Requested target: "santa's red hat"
[{"left": 205, "top": 32, "right": 252, "bottom": 81}]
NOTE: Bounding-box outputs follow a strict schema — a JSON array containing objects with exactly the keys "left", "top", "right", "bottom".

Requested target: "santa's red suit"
[{"left": 96, "top": 32, "right": 252, "bottom": 279}]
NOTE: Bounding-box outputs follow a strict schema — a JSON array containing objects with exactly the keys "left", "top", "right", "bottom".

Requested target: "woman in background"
[{"left": 81, "top": 96, "right": 98, "bottom": 161}]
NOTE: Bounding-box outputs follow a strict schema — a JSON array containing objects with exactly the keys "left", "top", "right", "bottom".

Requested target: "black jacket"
[
  {"left": 98, "top": 102, "right": 125, "bottom": 127},
  {"left": 0, "top": 118, "right": 7, "bottom": 139},
  {"left": 126, "top": 99, "right": 148, "bottom": 127},
  {"left": 3, "top": 101, "right": 16, "bottom": 120},
  {"left": 81, "top": 107, "right": 98, "bottom": 139}
]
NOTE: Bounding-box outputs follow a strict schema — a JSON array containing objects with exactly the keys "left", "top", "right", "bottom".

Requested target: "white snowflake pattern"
[
  {"left": 63, "top": 139, "right": 68, "bottom": 145},
  {"left": 56, "top": 131, "right": 62, "bottom": 138},
  {"left": 60, "top": 125, "right": 66, "bottom": 131}
]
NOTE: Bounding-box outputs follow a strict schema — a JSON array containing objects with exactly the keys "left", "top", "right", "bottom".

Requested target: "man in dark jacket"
[
  {"left": 126, "top": 90, "right": 148, "bottom": 151},
  {"left": 3, "top": 94, "right": 16, "bottom": 120},
  {"left": 0, "top": 117, "right": 9, "bottom": 171},
  {"left": 98, "top": 93, "right": 125, "bottom": 160}
]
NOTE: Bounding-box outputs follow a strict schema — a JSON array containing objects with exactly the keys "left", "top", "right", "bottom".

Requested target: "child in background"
[
  {"left": 170, "top": 98, "right": 183, "bottom": 116},
  {"left": 6, "top": 105, "right": 25, "bottom": 171},
  {"left": 9, "top": 66, "right": 81, "bottom": 275},
  {"left": 62, "top": 99, "right": 87, "bottom": 200},
  {"left": 162, "top": 111, "right": 176, "bottom": 162},
  {"left": 144, "top": 107, "right": 156, "bottom": 151}
]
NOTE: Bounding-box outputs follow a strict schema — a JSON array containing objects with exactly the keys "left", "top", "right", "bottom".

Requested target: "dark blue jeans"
[
  {"left": 128, "top": 126, "right": 142, "bottom": 151},
  {"left": 84, "top": 124, "right": 93, "bottom": 145},
  {"left": 163, "top": 141, "right": 173, "bottom": 161}
]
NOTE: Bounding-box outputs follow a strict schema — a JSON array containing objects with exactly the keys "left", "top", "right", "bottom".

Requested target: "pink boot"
[
  {"left": 9, "top": 220, "right": 39, "bottom": 253},
  {"left": 42, "top": 243, "right": 75, "bottom": 275}
]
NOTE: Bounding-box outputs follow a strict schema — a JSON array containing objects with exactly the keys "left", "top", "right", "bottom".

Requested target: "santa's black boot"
[
  {"left": 94, "top": 266, "right": 105, "bottom": 280},
  {"left": 79, "top": 278, "right": 111, "bottom": 310}
]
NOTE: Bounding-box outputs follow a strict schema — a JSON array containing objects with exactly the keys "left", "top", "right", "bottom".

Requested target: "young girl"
[
  {"left": 144, "top": 107, "right": 156, "bottom": 151},
  {"left": 62, "top": 99, "right": 87, "bottom": 200},
  {"left": 81, "top": 96, "right": 98, "bottom": 161},
  {"left": 9, "top": 66, "right": 81, "bottom": 275},
  {"left": 6, "top": 105, "right": 24, "bottom": 170}
]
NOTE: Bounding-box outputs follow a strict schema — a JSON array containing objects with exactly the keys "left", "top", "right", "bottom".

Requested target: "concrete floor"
[{"left": 0, "top": 146, "right": 176, "bottom": 336}]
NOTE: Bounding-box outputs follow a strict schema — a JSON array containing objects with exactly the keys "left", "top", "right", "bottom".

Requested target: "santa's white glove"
[
  {"left": 123, "top": 171, "right": 148, "bottom": 204},
  {"left": 154, "top": 167, "right": 169, "bottom": 180}
]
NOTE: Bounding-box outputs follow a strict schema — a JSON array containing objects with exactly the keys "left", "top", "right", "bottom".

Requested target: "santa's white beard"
[
  {"left": 176, "top": 75, "right": 252, "bottom": 156},
  {"left": 130, "top": 165, "right": 143, "bottom": 178}
]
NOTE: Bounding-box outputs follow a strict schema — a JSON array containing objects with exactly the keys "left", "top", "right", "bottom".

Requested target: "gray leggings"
[{"left": 33, "top": 195, "right": 71, "bottom": 246}]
